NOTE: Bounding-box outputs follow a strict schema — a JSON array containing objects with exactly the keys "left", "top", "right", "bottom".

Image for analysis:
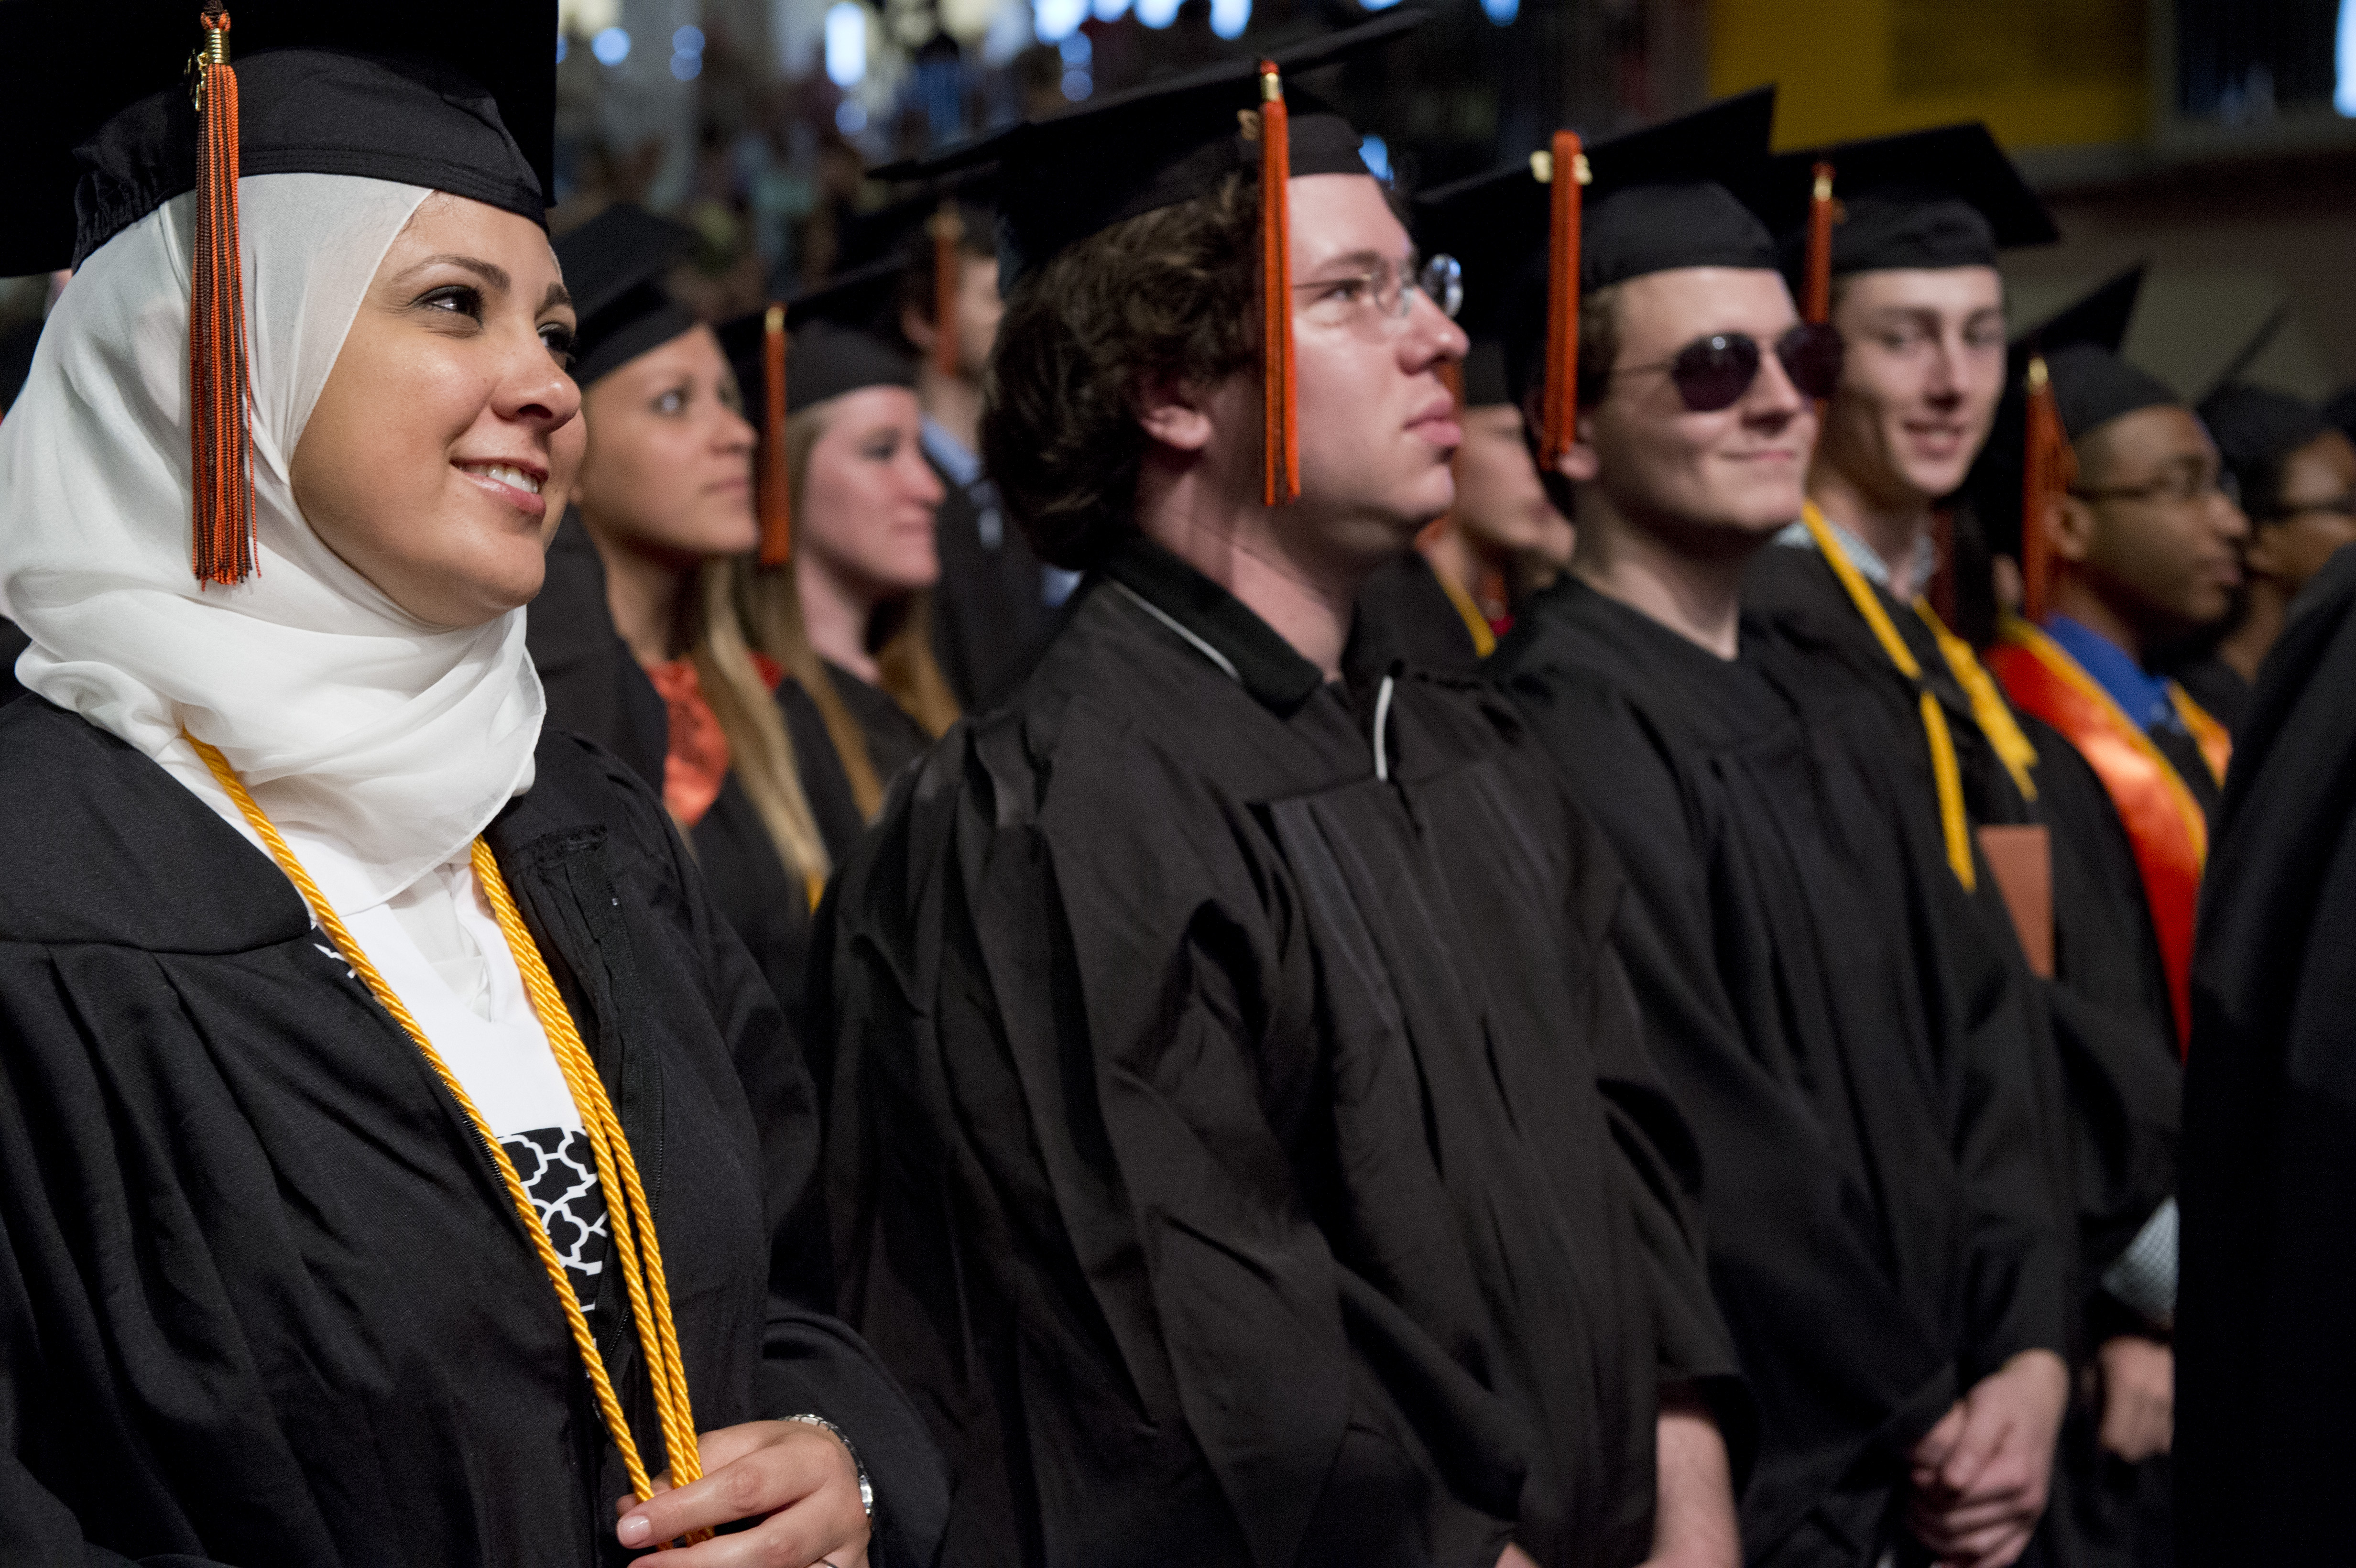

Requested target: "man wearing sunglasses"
[
  {"left": 2174, "top": 380, "right": 2356, "bottom": 734},
  {"left": 1475, "top": 95, "right": 2074, "bottom": 1568},
  {"left": 815, "top": 20, "right": 1748, "bottom": 1568}
]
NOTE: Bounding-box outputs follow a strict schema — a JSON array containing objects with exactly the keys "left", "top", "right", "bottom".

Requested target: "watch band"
[{"left": 786, "top": 1413, "right": 875, "bottom": 1522}]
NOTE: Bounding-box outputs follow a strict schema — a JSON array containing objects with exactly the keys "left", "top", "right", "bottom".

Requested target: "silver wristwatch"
[{"left": 787, "top": 1413, "right": 875, "bottom": 1522}]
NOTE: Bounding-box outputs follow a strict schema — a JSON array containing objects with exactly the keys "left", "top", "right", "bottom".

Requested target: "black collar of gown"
[{"left": 1099, "top": 532, "right": 1326, "bottom": 716}]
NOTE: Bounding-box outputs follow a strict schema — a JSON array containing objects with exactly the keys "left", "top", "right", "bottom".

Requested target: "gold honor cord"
[
  {"left": 1797, "top": 507, "right": 1976, "bottom": 891},
  {"left": 184, "top": 734, "right": 710, "bottom": 1544},
  {"left": 1914, "top": 600, "right": 2040, "bottom": 804}
]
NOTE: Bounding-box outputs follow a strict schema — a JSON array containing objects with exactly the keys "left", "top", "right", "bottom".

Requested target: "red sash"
[{"left": 1985, "top": 618, "right": 2222, "bottom": 1055}]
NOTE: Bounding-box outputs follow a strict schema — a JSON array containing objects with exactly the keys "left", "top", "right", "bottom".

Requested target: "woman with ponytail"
[{"left": 0, "top": 6, "right": 941, "bottom": 1564}]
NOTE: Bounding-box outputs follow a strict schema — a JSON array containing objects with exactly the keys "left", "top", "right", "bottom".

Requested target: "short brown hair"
[{"left": 980, "top": 174, "right": 1260, "bottom": 570}]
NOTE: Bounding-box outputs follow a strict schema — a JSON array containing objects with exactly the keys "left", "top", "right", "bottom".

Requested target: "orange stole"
[{"left": 1985, "top": 618, "right": 2223, "bottom": 1055}]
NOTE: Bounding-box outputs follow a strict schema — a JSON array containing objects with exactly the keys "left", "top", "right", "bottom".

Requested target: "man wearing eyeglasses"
[
  {"left": 2172, "top": 381, "right": 2356, "bottom": 735},
  {"left": 1476, "top": 96, "right": 2074, "bottom": 1568},
  {"left": 816, "top": 21, "right": 1747, "bottom": 1568}
]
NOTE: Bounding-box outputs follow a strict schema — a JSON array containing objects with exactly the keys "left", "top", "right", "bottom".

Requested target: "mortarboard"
[
  {"left": 1412, "top": 88, "right": 1778, "bottom": 464},
  {"left": 836, "top": 169, "right": 1000, "bottom": 381},
  {"left": 2200, "top": 385, "right": 2332, "bottom": 517},
  {"left": 878, "top": 10, "right": 1422, "bottom": 508},
  {"left": 717, "top": 260, "right": 918, "bottom": 567},
  {"left": 1967, "top": 264, "right": 2160, "bottom": 616},
  {"left": 553, "top": 205, "right": 699, "bottom": 387},
  {"left": 1751, "top": 123, "right": 2056, "bottom": 323},
  {"left": 0, "top": 0, "right": 556, "bottom": 587}
]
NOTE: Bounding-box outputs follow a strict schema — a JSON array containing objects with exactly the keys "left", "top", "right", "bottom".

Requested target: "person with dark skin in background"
[
  {"left": 818, "top": 20, "right": 1747, "bottom": 1568},
  {"left": 2175, "top": 383, "right": 2356, "bottom": 729},
  {"left": 1738, "top": 137, "right": 2183, "bottom": 1568},
  {"left": 1476, "top": 95, "right": 2072, "bottom": 1568}
]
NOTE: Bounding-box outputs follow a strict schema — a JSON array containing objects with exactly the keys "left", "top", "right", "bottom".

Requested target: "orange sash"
[{"left": 1985, "top": 617, "right": 2220, "bottom": 1055}]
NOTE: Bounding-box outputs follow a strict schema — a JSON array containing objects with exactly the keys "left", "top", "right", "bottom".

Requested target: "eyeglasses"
[
  {"left": 1294, "top": 252, "right": 1463, "bottom": 332},
  {"left": 2261, "top": 490, "right": 2356, "bottom": 522},
  {"left": 2073, "top": 466, "right": 2241, "bottom": 508},
  {"left": 1611, "top": 323, "right": 1845, "bottom": 413}
]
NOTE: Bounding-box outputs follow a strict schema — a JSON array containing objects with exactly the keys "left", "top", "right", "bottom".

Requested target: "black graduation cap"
[
  {"left": 0, "top": 0, "right": 556, "bottom": 276},
  {"left": 716, "top": 261, "right": 918, "bottom": 567},
  {"left": 1752, "top": 123, "right": 2056, "bottom": 312},
  {"left": 1965, "top": 264, "right": 2160, "bottom": 614},
  {"left": 836, "top": 169, "right": 1001, "bottom": 379},
  {"left": 878, "top": 11, "right": 1419, "bottom": 506},
  {"left": 1412, "top": 89, "right": 1778, "bottom": 457},
  {"left": 554, "top": 205, "right": 699, "bottom": 387},
  {"left": 2200, "top": 385, "right": 2331, "bottom": 516},
  {"left": 0, "top": 0, "right": 557, "bottom": 587}
]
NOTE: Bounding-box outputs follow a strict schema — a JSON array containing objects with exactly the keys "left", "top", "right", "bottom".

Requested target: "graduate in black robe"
[
  {"left": 0, "top": 9, "right": 940, "bottom": 1563},
  {"left": 2174, "top": 539, "right": 2356, "bottom": 1564},
  {"left": 1456, "top": 96, "right": 2074, "bottom": 1567},
  {"left": 819, "top": 21, "right": 1745, "bottom": 1567}
]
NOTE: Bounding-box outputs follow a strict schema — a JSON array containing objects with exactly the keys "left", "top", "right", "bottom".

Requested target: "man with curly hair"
[{"left": 814, "top": 18, "right": 1746, "bottom": 1568}]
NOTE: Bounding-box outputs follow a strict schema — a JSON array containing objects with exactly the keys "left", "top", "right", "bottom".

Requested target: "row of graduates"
[{"left": 2, "top": 2, "right": 2345, "bottom": 1566}]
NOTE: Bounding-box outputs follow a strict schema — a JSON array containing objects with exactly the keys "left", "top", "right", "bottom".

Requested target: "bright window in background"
[
  {"left": 591, "top": 26, "right": 632, "bottom": 65},
  {"left": 1360, "top": 0, "right": 1403, "bottom": 9},
  {"left": 825, "top": 2, "right": 867, "bottom": 86},
  {"left": 1136, "top": 0, "right": 1179, "bottom": 24},
  {"left": 1482, "top": 0, "right": 1518, "bottom": 22},
  {"left": 1209, "top": 0, "right": 1249, "bottom": 39},
  {"left": 2339, "top": 0, "right": 2356, "bottom": 114},
  {"left": 1034, "top": 0, "right": 1087, "bottom": 42},
  {"left": 1092, "top": 0, "right": 1131, "bottom": 19},
  {"left": 1359, "top": 134, "right": 1391, "bottom": 181}
]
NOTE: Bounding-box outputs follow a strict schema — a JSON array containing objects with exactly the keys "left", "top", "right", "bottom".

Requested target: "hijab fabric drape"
[{"left": 0, "top": 174, "right": 545, "bottom": 911}]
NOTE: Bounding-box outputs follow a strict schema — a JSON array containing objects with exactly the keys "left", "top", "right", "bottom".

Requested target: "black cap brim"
[{"left": 1751, "top": 122, "right": 2056, "bottom": 278}]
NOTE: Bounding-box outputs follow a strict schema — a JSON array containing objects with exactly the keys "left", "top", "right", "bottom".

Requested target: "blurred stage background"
[{"left": 3, "top": 0, "right": 2350, "bottom": 405}]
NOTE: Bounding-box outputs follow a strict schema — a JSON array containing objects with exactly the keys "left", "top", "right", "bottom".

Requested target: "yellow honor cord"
[
  {"left": 1432, "top": 564, "right": 1499, "bottom": 659},
  {"left": 1798, "top": 506, "right": 1976, "bottom": 891},
  {"left": 182, "top": 734, "right": 708, "bottom": 1542},
  {"left": 1913, "top": 599, "right": 2040, "bottom": 804}
]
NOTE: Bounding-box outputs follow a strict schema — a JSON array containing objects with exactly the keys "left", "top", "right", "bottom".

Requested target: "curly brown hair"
[{"left": 979, "top": 173, "right": 1261, "bottom": 570}]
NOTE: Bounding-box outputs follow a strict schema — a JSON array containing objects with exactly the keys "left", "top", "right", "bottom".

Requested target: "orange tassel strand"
[
  {"left": 1256, "top": 61, "right": 1298, "bottom": 507},
  {"left": 931, "top": 203, "right": 962, "bottom": 380},
  {"left": 189, "top": 3, "right": 256, "bottom": 586},
  {"left": 1804, "top": 161, "right": 1835, "bottom": 327},
  {"left": 1537, "top": 131, "right": 1587, "bottom": 469},
  {"left": 758, "top": 304, "right": 792, "bottom": 566},
  {"left": 2020, "top": 354, "right": 2072, "bottom": 623}
]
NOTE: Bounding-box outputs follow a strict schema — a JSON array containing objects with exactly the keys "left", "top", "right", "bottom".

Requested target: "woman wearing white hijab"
[{"left": 0, "top": 6, "right": 940, "bottom": 1565}]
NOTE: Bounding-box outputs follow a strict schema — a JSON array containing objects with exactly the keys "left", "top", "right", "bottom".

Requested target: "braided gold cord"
[{"left": 185, "top": 734, "right": 707, "bottom": 1541}]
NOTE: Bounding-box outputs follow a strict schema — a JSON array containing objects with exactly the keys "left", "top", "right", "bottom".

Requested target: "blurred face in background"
[
  {"left": 2247, "top": 428, "right": 2356, "bottom": 596},
  {"left": 1817, "top": 266, "right": 2008, "bottom": 504},
  {"left": 2059, "top": 404, "right": 2248, "bottom": 641},
  {"left": 570, "top": 324, "right": 758, "bottom": 566},
  {"left": 1454, "top": 402, "right": 1575, "bottom": 573},
  {"left": 796, "top": 385, "right": 944, "bottom": 608}
]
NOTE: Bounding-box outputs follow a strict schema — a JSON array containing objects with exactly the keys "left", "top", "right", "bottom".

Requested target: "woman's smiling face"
[{"left": 292, "top": 192, "right": 585, "bottom": 628}]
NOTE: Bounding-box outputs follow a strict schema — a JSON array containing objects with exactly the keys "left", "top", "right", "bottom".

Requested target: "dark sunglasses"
[{"left": 1615, "top": 323, "right": 1846, "bottom": 412}]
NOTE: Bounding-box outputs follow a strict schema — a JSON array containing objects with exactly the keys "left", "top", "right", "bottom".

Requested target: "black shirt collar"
[{"left": 1101, "top": 533, "right": 1328, "bottom": 716}]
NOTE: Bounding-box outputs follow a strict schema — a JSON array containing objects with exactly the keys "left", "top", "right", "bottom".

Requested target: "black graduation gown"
[
  {"left": 1744, "top": 547, "right": 2178, "bottom": 1273},
  {"left": 1346, "top": 550, "right": 1485, "bottom": 686},
  {"left": 928, "top": 450, "right": 1062, "bottom": 712},
  {"left": 0, "top": 614, "right": 27, "bottom": 707},
  {"left": 778, "top": 674, "right": 870, "bottom": 867},
  {"left": 817, "top": 534, "right": 1742, "bottom": 1568},
  {"left": 2161, "top": 651, "right": 2249, "bottom": 740},
  {"left": 1493, "top": 578, "right": 2072, "bottom": 1568},
  {"left": 0, "top": 698, "right": 947, "bottom": 1568},
  {"left": 527, "top": 518, "right": 669, "bottom": 795},
  {"left": 2175, "top": 542, "right": 2356, "bottom": 1564}
]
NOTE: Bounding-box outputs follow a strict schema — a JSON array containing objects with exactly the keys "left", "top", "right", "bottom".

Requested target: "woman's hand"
[
  {"left": 2094, "top": 1335, "right": 2172, "bottom": 1463},
  {"left": 615, "top": 1419, "right": 871, "bottom": 1565},
  {"left": 1906, "top": 1350, "right": 2069, "bottom": 1568}
]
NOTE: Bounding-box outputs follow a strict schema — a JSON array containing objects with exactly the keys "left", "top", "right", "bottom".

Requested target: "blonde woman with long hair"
[{"left": 726, "top": 300, "right": 960, "bottom": 855}]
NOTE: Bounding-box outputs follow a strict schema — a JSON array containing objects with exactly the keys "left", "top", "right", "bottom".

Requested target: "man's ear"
[
  {"left": 900, "top": 304, "right": 938, "bottom": 357},
  {"left": 1557, "top": 409, "right": 1602, "bottom": 484},
  {"left": 1135, "top": 371, "right": 1215, "bottom": 453},
  {"left": 2049, "top": 494, "right": 2098, "bottom": 565}
]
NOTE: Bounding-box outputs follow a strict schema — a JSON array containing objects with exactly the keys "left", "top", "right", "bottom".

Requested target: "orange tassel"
[
  {"left": 758, "top": 304, "right": 792, "bottom": 566},
  {"left": 189, "top": 3, "right": 255, "bottom": 587},
  {"left": 1538, "top": 131, "right": 1586, "bottom": 469},
  {"left": 1804, "top": 161, "right": 1835, "bottom": 327},
  {"left": 931, "top": 203, "right": 962, "bottom": 380},
  {"left": 2019, "top": 354, "right": 2072, "bottom": 623},
  {"left": 1257, "top": 61, "right": 1298, "bottom": 507}
]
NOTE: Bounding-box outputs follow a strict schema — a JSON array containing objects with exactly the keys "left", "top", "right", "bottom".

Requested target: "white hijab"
[{"left": 0, "top": 173, "right": 546, "bottom": 911}]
